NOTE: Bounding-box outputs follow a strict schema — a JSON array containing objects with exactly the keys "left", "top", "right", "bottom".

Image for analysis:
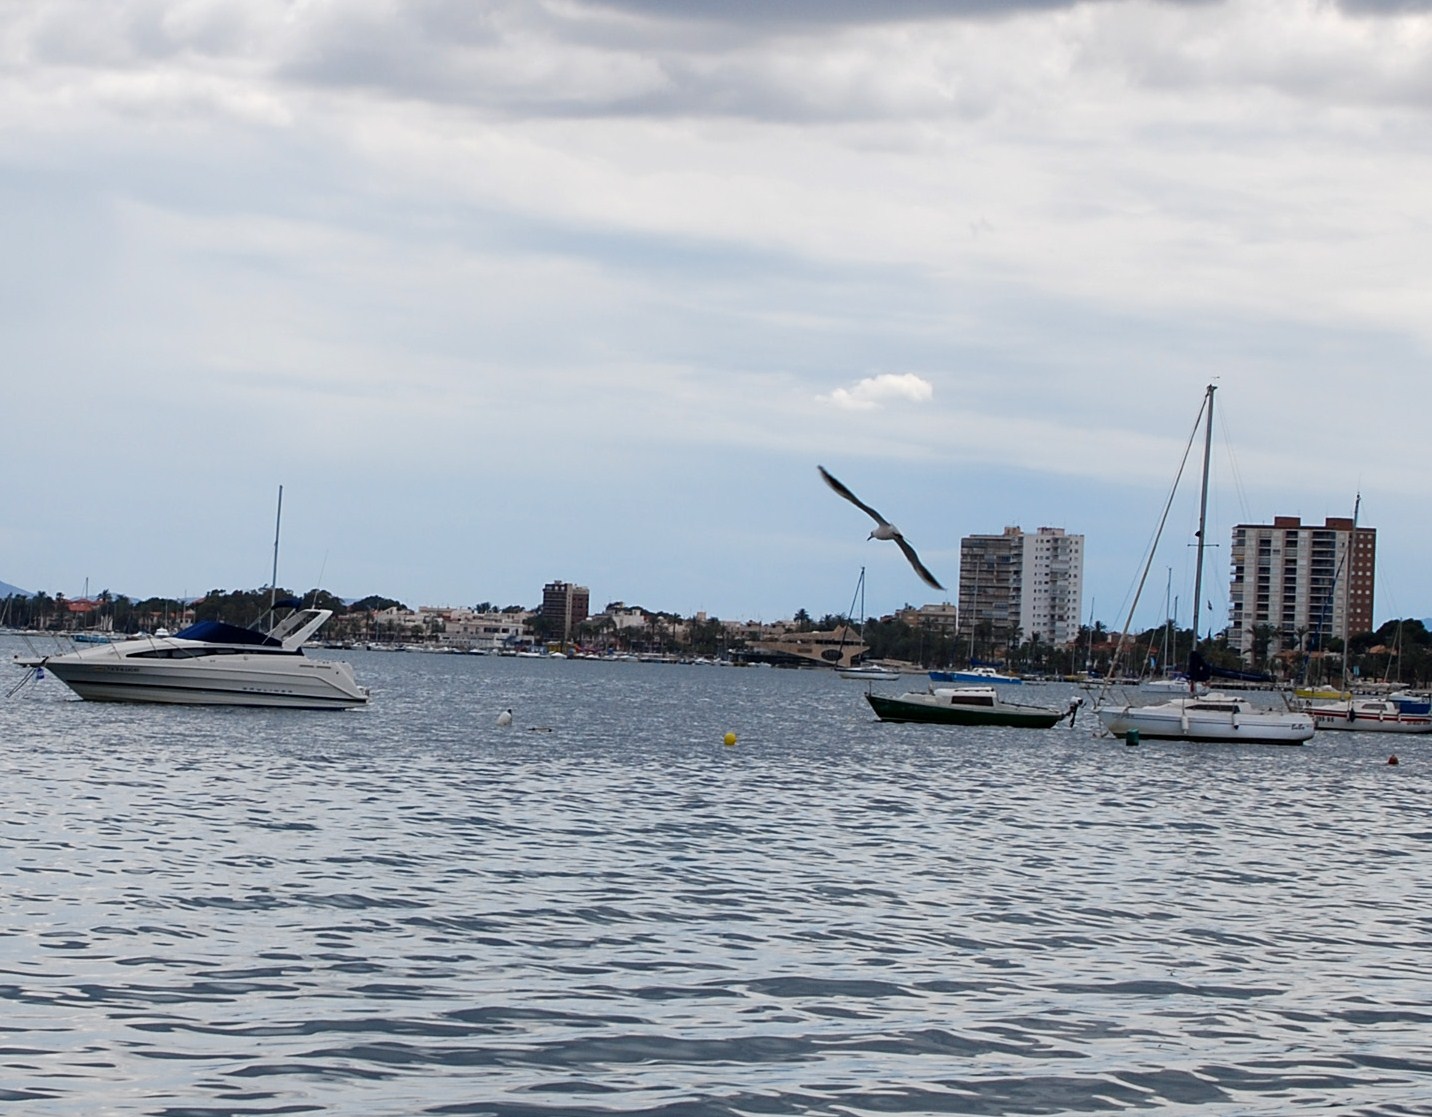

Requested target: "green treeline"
[{"left": 0, "top": 588, "right": 405, "bottom": 642}]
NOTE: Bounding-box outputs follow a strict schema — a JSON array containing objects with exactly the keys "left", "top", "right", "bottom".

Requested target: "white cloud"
[{"left": 818, "top": 372, "right": 935, "bottom": 411}]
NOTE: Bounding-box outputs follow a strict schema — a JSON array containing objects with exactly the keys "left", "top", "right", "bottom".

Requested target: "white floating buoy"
[{"left": 496, "top": 708, "right": 513, "bottom": 727}]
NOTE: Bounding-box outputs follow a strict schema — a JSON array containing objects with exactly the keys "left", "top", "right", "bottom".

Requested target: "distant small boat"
[
  {"left": 1295, "top": 685, "right": 1350, "bottom": 701},
  {"left": 929, "top": 666, "right": 1022, "bottom": 685},
  {"left": 838, "top": 664, "right": 903, "bottom": 680},
  {"left": 868, "top": 685, "right": 1079, "bottom": 729},
  {"left": 1143, "top": 675, "right": 1202, "bottom": 692}
]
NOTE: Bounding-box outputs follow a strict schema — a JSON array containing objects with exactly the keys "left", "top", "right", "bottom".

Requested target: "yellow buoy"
[{"left": 723, "top": 731, "right": 737, "bottom": 747}]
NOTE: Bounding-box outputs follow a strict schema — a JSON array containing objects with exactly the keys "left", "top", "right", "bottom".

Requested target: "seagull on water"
[
  {"left": 818, "top": 465, "right": 945, "bottom": 591},
  {"left": 496, "top": 708, "right": 513, "bottom": 727}
]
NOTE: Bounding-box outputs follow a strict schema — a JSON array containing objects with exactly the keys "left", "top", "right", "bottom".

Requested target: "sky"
[{"left": 4, "top": 0, "right": 1432, "bottom": 632}]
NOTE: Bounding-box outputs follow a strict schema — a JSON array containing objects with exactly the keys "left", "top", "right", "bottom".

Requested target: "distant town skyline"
[{"left": 8, "top": 500, "right": 1428, "bottom": 640}]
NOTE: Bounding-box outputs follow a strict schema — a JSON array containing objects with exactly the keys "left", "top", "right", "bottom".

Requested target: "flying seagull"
[{"left": 818, "top": 465, "right": 945, "bottom": 591}]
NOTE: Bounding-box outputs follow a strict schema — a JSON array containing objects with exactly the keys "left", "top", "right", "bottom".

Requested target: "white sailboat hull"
[{"left": 1098, "top": 694, "right": 1314, "bottom": 745}]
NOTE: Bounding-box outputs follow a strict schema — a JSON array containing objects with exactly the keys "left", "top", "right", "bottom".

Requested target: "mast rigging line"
[{"left": 1104, "top": 386, "right": 1213, "bottom": 684}]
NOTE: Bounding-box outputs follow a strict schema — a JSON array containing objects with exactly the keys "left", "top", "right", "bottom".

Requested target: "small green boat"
[{"left": 867, "top": 685, "right": 1080, "bottom": 729}]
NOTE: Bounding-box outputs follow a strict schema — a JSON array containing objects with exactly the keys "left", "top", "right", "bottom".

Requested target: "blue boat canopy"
[{"left": 174, "top": 620, "right": 282, "bottom": 647}]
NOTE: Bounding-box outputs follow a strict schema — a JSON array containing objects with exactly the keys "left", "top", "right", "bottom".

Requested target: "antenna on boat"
[{"left": 269, "top": 484, "right": 283, "bottom": 615}]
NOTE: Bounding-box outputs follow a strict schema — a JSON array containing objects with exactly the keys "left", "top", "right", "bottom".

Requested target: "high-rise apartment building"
[
  {"left": 958, "top": 526, "right": 1083, "bottom": 649},
  {"left": 541, "top": 580, "right": 590, "bottom": 643},
  {"left": 1228, "top": 515, "right": 1375, "bottom": 660},
  {"left": 1019, "top": 527, "right": 1084, "bottom": 647}
]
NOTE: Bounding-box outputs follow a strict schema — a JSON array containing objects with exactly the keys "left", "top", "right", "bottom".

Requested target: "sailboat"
[
  {"left": 1095, "top": 385, "right": 1315, "bottom": 745},
  {"left": 1141, "top": 570, "right": 1197, "bottom": 691},
  {"left": 835, "top": 567, "right": 902, "bottom": 679}
]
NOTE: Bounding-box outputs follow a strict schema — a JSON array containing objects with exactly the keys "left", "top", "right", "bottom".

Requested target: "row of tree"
[{"left": 0, "top": 589, "right": 408, "bottom": 639}]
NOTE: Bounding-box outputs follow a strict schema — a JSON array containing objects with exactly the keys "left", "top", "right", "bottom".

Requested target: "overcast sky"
[{"left": 4, "top": 0, "right": 1431, "bottom": 630}]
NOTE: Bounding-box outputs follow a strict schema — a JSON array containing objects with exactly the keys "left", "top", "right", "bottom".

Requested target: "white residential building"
[
  {"left": 959, "top": 525, "right": 1083, "bottom": 649},
  {"left": 1018, "top": 527, "right": 1084, "bottom": 647}
]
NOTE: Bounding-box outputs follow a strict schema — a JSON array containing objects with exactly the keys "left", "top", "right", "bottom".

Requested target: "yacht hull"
[
  {"left": 1307, "top": 701, "right": 1432, "bottom": 734},
  {"left": 16, "top": 608, "right": 368, "bottom": 709},
  {"left": 42, "top": 657, "right": 368, "bottom": 708}
]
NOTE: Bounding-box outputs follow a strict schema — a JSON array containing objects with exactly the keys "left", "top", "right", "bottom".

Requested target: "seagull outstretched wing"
[
  {"left": 818, "top": 465, "right": 944, "bottom": 591},
  {"left": 893, "top": 535, "right": 944, "bottom": 592},
  {"left": 818, "top": 465, "right": 888, "bottom": 527}
]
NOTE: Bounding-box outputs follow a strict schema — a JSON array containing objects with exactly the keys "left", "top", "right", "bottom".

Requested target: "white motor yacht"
[{"left": 15, "top": 607, "right": 368, "bottom": 709}]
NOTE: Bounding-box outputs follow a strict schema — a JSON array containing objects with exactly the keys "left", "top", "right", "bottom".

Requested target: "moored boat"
[
  {"left": 14, "top": 606, "right": 368, "bottom": 709},
  {"left": 929, "top": 666, "right": 1022, "bottom": 685},
  {"left": 1305, "top": 696, "right": 1432, "bottom": 734},
  {"left": 1094, "top": 385, "right": 1314, "bottom": 747},
  {"left": 838, "top": 663, "right": 904, "bottom": 680},
  {"left": 868, "top": 685, "right": 1080, "bottom": 729},
  {"left": 1098, "top": 692, "right": 1314, "bottom": 745}
]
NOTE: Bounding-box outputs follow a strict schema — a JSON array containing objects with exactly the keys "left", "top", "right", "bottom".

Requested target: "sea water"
[{"left": 2, "top": 640, "right": 1429, "bottom": 1115}]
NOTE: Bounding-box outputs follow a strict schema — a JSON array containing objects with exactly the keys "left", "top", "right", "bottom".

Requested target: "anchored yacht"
[{"left": 15, "top": 607, "right": 368, "bottom": 709}]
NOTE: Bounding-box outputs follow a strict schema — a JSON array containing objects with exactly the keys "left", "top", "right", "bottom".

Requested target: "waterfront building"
[
  {"left": 744, "top": 624, "right": 867, "bottom": 669},
  {"left": 541, "top": 580, "right": 590, "bottom": 644},
  {"left": 1228, "top": 515, "right": 1375, "bottom": 661},
  {"left": 898, "top": 602, "right": 959, "bottom": 637},
  {"left": 958, "top": 526, "right": 1084, "bottom": 651},
  {"left": 444, "top": 611, "right": 532, "bottom": 653}
]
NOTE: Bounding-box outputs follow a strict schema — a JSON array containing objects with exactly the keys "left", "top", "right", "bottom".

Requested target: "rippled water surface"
[{"left": 4, "top": 640, "right": 1431, "bottom": 1115}]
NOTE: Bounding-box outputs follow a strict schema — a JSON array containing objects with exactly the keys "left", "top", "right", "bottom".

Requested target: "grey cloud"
[
  {"left": 575, "top": 0, "right": 1228, "bottom": 24},
  {"left": 273, "top": 0, "right": 1016, "bottom": 123},
  {"left": 579, "top": 0, "right": 1085, "bottom": 23},
  {"left": 1337, "top": 0, "right": 1432, "bottom": 10}
]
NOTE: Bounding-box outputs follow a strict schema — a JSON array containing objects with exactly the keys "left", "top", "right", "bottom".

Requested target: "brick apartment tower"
[
  {"left": 541, "top": 580, "right": 590, "bottom": 645},
  {"left": 1228, "top": 515, "right": 1375, "bottom": 661}
]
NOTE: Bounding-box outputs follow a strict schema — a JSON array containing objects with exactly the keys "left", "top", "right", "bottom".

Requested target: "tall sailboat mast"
[
  {"left": 1341, "top": 492, "right": 1360, "bottom": 690},
  {"left": 1190, "top": 384, "right": 1215, "bottom": 647},
  {"left": 269, "top": 484, "right": 284, "bottom": 614}
]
